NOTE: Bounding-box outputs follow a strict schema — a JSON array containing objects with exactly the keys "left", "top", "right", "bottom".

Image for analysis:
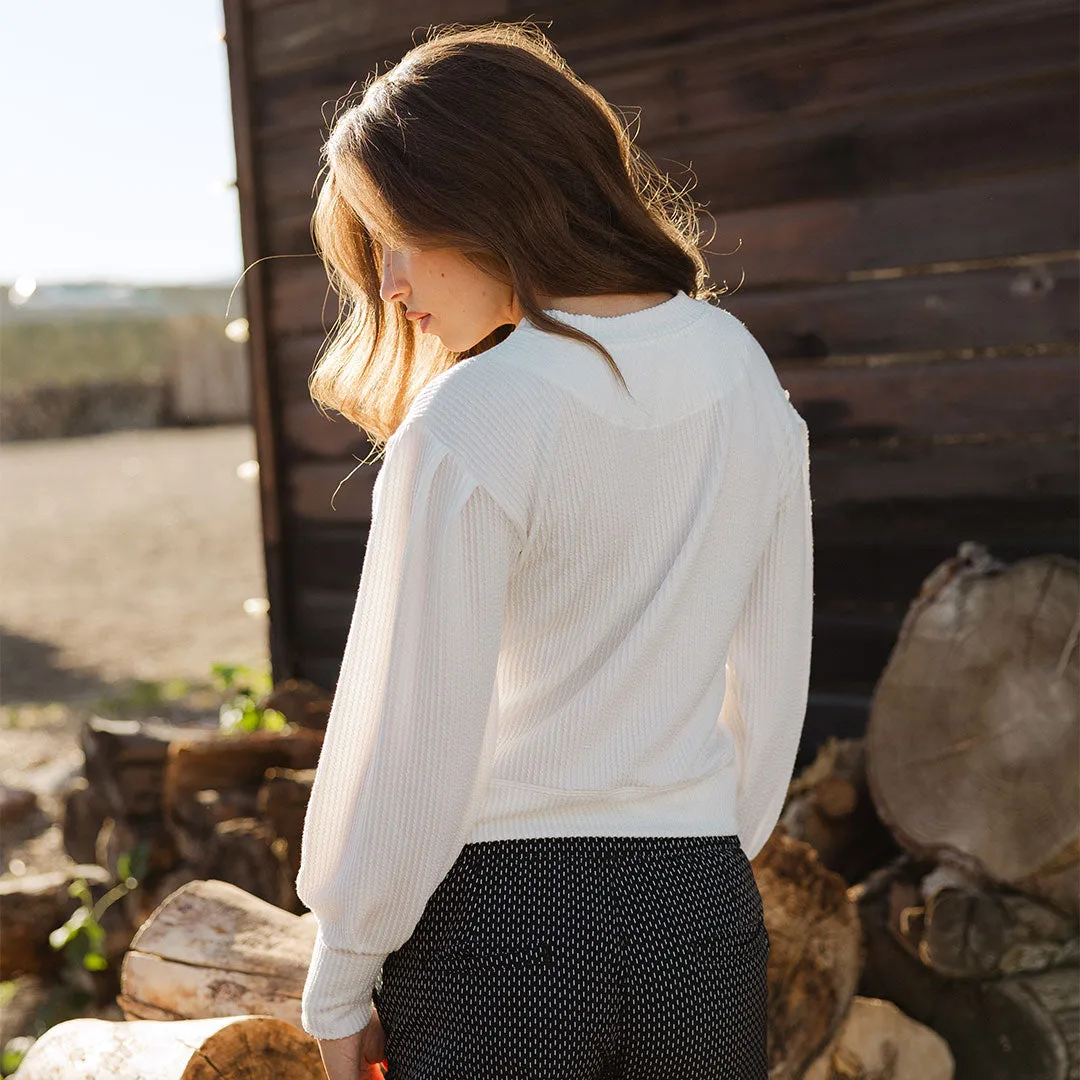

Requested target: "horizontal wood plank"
[
  {"left": 276, "top": 343, "right": 1078, "bottom": 460},
  {"left": 646, "top": 69, "right": 1078, "bottom": 215},
  {"left": 264, "top": 253, "right": 1079, "bottom": 355},
  {"left": 251, "top": 4, "right": 1076, "bottom": 151},
  {"left": 781, "top": 350, "right": 1079, "bottom": 442},
  {"left": 284, "top": 433, "right": 1078, "bottom": 525},
  {"left": 253, "top": 65, "right": 1078, "bottom": 220},
  {"left": 246, "top": 0, "right": 1070, "bottom": 80},
  {"left": 720, "top": 258, "right": 1079, "bottom": 359},
  {"left": 706, "top": 167, "right": 1080, "bottom": 289},
  {"left": 263, "top": 166, "right": 1080, "bottom": 289}
]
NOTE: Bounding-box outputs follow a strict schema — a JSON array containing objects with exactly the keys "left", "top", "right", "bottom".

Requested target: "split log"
[
  {"left": 752, "top": 833, "right": 864, "bottom": 1080},
  {"left": 119, "top": 878, "right": 316, "bottom": 1026},
  {"left": 853, "top": 854, "right": 1079, "bottom": 1080},
  {"left": 780, "top": 736, "right": 900, "bottom": 885},
  {"left": 13, "top": 1015, "right": 323, "bottom": 1080},
  {"left": 0, "top": 865, "right": 112, "bottom": 978},
  {"left": 866, "top": 543, "right": 1079, "bottom": 918},
  {"left": 803, "top": 996, "right": 955, "bottom": 1080}
]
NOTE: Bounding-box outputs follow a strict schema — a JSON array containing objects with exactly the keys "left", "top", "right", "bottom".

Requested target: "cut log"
[
  {"left": 916, "top": 863, "right": 1079, "bottom": 979},
  {"left": 204, "top": 817, "right": 293, "bottom": 909},
  {"left": 162, "top": 729, "right": 321, "bottom": 886},
  {"left": 865, "top": 543, "right": 1079, "bottom": 916},
  {"left": 163, "top": 728, "right": 322, "bottom": 818},
  {"left": 780, "top": 736, "right": 900, "bottom": 885},
  {"left": 752, "top": 833, "right": 864, "bottom": 1080},
  {"left": 0, "top": 865, "right": 112, "bottom": 978},
  {"left": 257, "top": 767, "right": 313, "bottom": 913},
  {"left": 119, "top": 878, "right": 316, "bottom": 1026},
  {"left": 82, "top": 715, "right": 218, "bottom": 821},
  {"left": 13, "top": 1015, "right": 323, "bottom": 1079},
  {"left": 168, "top": 786, "right": 260, "bottom": 866},
  {"left": 803, "top": 996, "right": 955, "bottom": 1080},
  {"left": 853, "top": 854, "right": 1079, "bottom": 1080}
]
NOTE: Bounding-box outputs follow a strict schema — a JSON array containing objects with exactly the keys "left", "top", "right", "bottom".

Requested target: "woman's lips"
[{"left": 406, "top": 311, "right": 432, "bottom": 332}]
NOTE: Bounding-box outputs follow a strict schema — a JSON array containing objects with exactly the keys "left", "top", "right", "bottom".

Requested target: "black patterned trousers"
[{"left": 372, "top": 834, "right": 770, "bottom": 1079}]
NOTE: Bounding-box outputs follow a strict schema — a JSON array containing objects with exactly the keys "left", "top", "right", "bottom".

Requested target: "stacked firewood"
[
  {"left": 12, "top": 544, "right": 1079, "bottom": 1080},
  {"left": 0, "top": 680, "right": 327, "bottom": 995}
]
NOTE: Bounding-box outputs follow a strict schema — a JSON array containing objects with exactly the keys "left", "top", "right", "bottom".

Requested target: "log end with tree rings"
[
  {"left": 866, "top": 544, "right": 1079, "bottom": 904},
  {"left": 12, "top": 1014, "right": 324, "bottom": 1080}
]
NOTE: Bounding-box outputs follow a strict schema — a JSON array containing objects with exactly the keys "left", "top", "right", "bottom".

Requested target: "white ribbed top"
[{"left": 295, "top": 290, "right": 814, "bottom": 1039}]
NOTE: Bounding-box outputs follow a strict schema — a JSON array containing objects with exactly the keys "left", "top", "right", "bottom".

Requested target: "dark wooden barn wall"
[{"left": 223, "top": 0, "right": 1079, "bottom": 759}]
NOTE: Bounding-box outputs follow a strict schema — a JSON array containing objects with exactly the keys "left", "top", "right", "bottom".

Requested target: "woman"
[{"left": 294, "top": 20, "right": 813, "bottom": 1080}]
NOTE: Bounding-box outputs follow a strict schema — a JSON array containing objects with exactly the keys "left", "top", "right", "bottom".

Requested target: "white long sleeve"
[
  {"left": 293, "top": 290, "right": 815, "bottom": 1039},
  {"left": 295, "top": 417, "right": 522, "bottom": 1040},
  {"left": 720, "top": 415, "right": 814, "bottom": 861}
]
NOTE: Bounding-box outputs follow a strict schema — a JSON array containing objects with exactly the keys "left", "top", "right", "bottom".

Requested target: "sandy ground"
[{"left": 0, "top": 425, "right": 270, "bottom": 884}]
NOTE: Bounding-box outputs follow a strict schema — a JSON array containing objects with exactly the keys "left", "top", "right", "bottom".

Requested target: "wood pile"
[
  {"left": 0, "top": 681, "right": 329, "bottom": 986},
  {"left": 779, "top": 542, "right": 1079, "bottom": 1080},
  {"left": 6, "top": 546, "right": 1077, "bottom": 1079}
]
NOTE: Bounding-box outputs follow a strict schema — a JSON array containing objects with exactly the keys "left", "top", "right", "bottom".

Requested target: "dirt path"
[
  {"left": 1, "top": 424, "right": 270, "bottom": 705},
  {"left": 0, "top": 424, "right": 271, "bottom": 886}
]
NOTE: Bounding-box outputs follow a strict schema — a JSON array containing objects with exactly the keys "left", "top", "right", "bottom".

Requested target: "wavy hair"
[{"left": 309, "top": 20, "right": 721, "bottom": 450}]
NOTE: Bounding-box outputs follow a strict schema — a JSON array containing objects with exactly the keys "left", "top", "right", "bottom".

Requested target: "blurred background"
[
  {"left": 1, "top": 3, "right": 268, "bottom": 706},
  {"left": 1, "top": 3, "right": 1077, "bottom": 1077},
  {"left": 0, "top": 2, "right": 274, "bottom": 1047}
]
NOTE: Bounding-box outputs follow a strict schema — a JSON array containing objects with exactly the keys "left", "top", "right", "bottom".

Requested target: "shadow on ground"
[{"left": 0, "top": 629, "right": 113, "bottom": 708}]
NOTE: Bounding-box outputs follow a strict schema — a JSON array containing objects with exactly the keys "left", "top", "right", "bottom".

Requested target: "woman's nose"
[{"left": 380, "top": 249, "right": 410, "bottom": 304}]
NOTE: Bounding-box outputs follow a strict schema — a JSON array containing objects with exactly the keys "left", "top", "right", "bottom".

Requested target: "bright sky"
[{"left": 2, "top": 0, "right": 242, "bottom": 286}]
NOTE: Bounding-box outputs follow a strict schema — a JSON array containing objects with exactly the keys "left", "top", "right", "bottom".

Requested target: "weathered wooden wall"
[{"left": 222, "top": 0, "right": 1079, "bottom": 760}]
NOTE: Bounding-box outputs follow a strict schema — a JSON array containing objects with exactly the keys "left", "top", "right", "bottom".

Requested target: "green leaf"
[
  {"left": 83, "top": 951, "right": 108, "bottom": 971},
  {"left": 260, "top": 708, "right": 287, "bottom": 732},
  {"left": 117, "top": 853, "right": 130, "bottom": 881},
  {"left": 2, "top": 1034, "right": 34, "bottom": 1075},
  {"left": 210, "top": 662, "right": 243, "bottom": 691}
]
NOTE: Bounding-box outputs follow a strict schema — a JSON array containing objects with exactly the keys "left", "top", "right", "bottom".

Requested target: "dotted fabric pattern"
[{"left": 372, "top": 834, "right": 769, "bottom": 1079}]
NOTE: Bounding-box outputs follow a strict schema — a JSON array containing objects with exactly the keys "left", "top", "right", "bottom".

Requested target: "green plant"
[
  {"left": 48, "top": 842, "right": 149, "bottom": 973},
  {"left": 1, "top": 1034, "right": 33, "bottom": 1078},
  {"left": 211, "top": 662, "right": 289, "bottom": 736}
]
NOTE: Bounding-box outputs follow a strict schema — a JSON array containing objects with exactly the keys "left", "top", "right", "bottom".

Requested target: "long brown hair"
[{"left": 309, "top": 20, "right": 720, "bottom": 450}]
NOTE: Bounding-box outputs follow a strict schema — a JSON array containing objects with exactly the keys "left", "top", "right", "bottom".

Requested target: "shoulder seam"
[{"left": 406, "top": 417, "right": 529, "bottom": 544}]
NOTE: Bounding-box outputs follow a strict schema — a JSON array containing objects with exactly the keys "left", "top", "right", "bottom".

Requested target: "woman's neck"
[{"left": 529, "top": 291, "right": 677, "bottom": 319}]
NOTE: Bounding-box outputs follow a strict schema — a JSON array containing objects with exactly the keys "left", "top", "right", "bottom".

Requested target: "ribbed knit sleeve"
[
  {"left": 294, "top": 417, "right": 522, "bottom": 1040},
  {"left": 721, "top": 416, "right": 814, "bottom": 862}
]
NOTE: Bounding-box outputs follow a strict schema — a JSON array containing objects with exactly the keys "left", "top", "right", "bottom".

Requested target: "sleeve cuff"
[{"left": 300, "top": 924, "right": 388, "bottom": 1040}]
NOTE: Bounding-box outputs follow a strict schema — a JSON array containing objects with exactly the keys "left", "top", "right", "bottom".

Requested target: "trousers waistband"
[{"left": 462, "top": 834, "right": 743, "bottom": 859}]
